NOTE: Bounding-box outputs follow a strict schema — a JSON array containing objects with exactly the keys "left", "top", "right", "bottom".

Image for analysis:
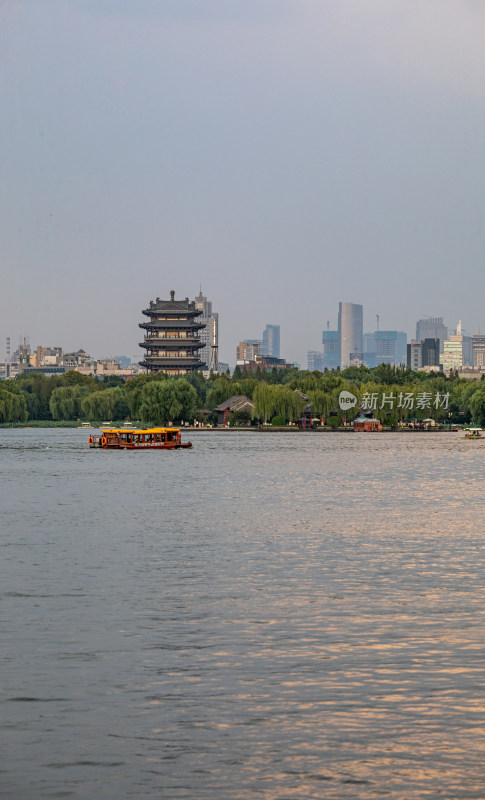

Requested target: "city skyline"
[
  {"left": 2, "top": 2, "right": 485, "bottom": 366},
  {"left": 2, "top": 298, "right": 483, "bottom": 367},
  {"left": 3, "top": 300, "right": 482, "bottom": 372}
]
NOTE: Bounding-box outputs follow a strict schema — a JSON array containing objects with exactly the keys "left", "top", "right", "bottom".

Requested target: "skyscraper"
[
  {"left": 322, "top": 330, "right": 340, "bottom": 369},
  {"left": 364, "top": 331, "right": 407, "bottom": 366},
  {"left": 194, "top": 290, "right": 220, "bottom": 372},
  {"left": 338, "top": 302, "right": 363, "bottom": 368},
  {"left": 261, "top": 325, "right": 280, "bottom": 359},
  {"left": 472, "top": 334, "right": 485, "bottom": 368},
  {"left": 416, "top": 317, "right": 448, "bottom": 352}
]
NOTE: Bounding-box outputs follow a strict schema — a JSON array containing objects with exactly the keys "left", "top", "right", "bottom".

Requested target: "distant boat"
[
  {"left": 353, "top": 416, "right": 382, "bottom": 432},
  {"left": 78, "top": 422, "right": 93, "bottom": 429},
  {"left": 89, "top": 426, "right": 192, "bottom": 450},
  {"left": 463, "top": 428, "right": 483, "bottom": 439}
]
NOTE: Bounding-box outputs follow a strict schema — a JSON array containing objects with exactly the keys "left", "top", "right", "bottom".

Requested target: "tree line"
[{"left": 1, "top": 364, "right": 485, "bottom": 426}]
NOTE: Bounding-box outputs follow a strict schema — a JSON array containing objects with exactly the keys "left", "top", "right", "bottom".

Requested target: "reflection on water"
[{"left": 2, "top": 429, "right": 485, "bottom": 798}]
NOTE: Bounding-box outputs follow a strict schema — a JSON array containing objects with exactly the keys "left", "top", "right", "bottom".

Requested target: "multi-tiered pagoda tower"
[{"left": 139, "top": 291, "right": 206, "bottom": 374}]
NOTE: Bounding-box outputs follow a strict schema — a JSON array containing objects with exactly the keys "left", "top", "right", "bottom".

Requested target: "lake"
[{"left": 1, "top": 428, "right": 485, "bottom": 799}]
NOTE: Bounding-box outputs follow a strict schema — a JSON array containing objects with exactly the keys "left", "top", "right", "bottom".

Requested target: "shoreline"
[{"left": 1, "top": 423, "right": 461, "bottom": 433}]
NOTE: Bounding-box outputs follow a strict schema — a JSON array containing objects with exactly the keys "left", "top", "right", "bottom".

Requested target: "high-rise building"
[
  {"left": 441, "top": 322, "right": 472, "bottom": 372},
  {"left": 472, "top": 334, "right": 485, "bottom": 368},
  {"left": 363, "top": 332, "right": 377, "bottom": 367},
  {"left": 307, "top": 351, "right": 326, "bottom": 371},
  {"left": 416, "top": 317, "right": 448, "bottom": 352},
  {"left": 407, "top": 340, "right": 422, "bottom": 371},
  {"left": 261, "top": 325, "right": 280, "bottom": 359},
  {"left": 338, "top": 302, "right": 363, "bottom": 368},
  {"left": 236, "top": 340, "right": 261, "bottom": 362},
  {"left": 139, "top": 290, "right": 205, "bottom": 374},
  {"left": 322, "top": 330, "right": 340, "bottom": 369},
  {"left": 363, "top": 331, "right": 407, "bottom": 366},
  {"left": 194, "top": 290, "right": 220, "bottom": 372},
  {"left": 422, "top": 338, "right": 441, "bottom": 368},
  {"left": 407, "top": 338, "right": 440, "bottom": 370},
  {"left": 308, "top": 330, "right": 340, "bottom": 371}
]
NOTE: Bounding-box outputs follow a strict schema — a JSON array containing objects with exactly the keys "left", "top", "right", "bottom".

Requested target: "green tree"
[
  {"left": 123, "top": 373, "right": 164, "bottom": 418},
  {"left": 173, "top": 378, "right": 198, "bottom": 422},
  {"left": 49, "top": 386, "right": 88, "bottom": 420},
  {"left": 81, "top": 387, "right": 130, "bottom": 421},
  {"left": 0, "top": 387, "right": 28, "bottom": 422},
  {"left": 17, "top": 373, "right": 57, "bottom": 419},
  {"left": 139, "top": 378, "right": 197, "bottom": 425},
  {"left": 61, "top": 370, "right": 97, "bottom": 388},
  {"left": 206, "top": 377, "right": 237, "bottom": 410},
  {"left": 253, "top": 384, "right": 305, "bottom": 424},
  {"left": 469, "top": 386, "right": 485, "bottom": 427},
  {"left": 252, "top": 383, "right": 275, "bottom": 423},
  {"left": 182, "top": 371, "right": 207, "bottom": 405},
  {"left": 111, "top": 386, "right": 131, "bottom": 420}
]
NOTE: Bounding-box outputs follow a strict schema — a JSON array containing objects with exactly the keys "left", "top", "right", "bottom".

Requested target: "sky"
[{"left": 1, "top": 0, "right": 485, "bottom": 367}]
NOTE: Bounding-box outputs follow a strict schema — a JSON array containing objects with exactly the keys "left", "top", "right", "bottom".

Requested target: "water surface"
[{"left": 1, "top": 429, "right": 485, "bottom": 798}]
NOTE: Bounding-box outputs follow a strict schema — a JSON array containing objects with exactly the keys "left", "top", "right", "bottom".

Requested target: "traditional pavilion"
[{"left": 139, "top": 290, "right": 206, "bottom": 374}]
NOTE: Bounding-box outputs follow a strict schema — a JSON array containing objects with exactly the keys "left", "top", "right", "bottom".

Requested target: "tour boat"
[
  {"left": 353, "top": 416, "right": 383, "bottom": 432},
  {"left": 463, "top": 428, "right": 483, "bottom": 440},
  {"left": 89, "top": 426, "right": 192, "bottom": 450}
]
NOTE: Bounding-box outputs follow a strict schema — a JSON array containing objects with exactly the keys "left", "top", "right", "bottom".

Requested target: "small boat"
[
  {"left": 353, "top": 416, "right": 383, "bottom": 432},
  {"left": 89, "top": 426, "right": 192, "bottom": 450},
  {"left": 463, "top": 427, "right": 483, "bottom": 439},
  {"left": 79, "top": 422, "right": 93, "bottom": 429}
]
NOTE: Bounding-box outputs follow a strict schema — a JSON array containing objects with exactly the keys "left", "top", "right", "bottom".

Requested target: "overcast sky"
[{"left": 1, "top": 0, "right": 485, "bottom": 366}]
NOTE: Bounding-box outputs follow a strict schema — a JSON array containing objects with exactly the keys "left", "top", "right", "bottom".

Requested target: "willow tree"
[
  {"left": 0, "top": 387, "right": 28, "bottom": 423},
  {"left": 252, "top": 383, "right": 275, "bottom": 423},
  {"left": 307, "top": 389, "right": 331, "bottom": 422},
  {"left": 206, "top": 377, "right": 240, "bottom": 410},
  {"left": 275, "top": 386, "right": 306, "bottom": 423},
  {"left": 49, "top": 386, "right": 89, "bottom": 420},
  {"left": 139, "top": 378, "right": 197, "bottom": 425},
  {"left": 469, "top": 385, "right": 485, "bottom": 427},
  {"left": 81, "top": 387, "right": 129, "bottom": 421},
  {"left": 253, "top": 384, "right": 305, "bottom": 424}
]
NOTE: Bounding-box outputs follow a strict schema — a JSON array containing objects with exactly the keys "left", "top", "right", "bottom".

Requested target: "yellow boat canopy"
[{"left": 101, "top": 427, "right": 181, "bottom": 435}]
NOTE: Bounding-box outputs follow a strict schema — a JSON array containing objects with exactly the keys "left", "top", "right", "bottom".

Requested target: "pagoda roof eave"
[
  {"left": 138, "top": 339, "right": 203, "bottom": 347},
  {"left": 140, "top": 357, "right": 206, "bottom": 366},
  {"left": 139, "top": 320, "right": 205, "bottom": 330},
  {"left": 141, "top": 307, "right": 203, "bottom": 318}
]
